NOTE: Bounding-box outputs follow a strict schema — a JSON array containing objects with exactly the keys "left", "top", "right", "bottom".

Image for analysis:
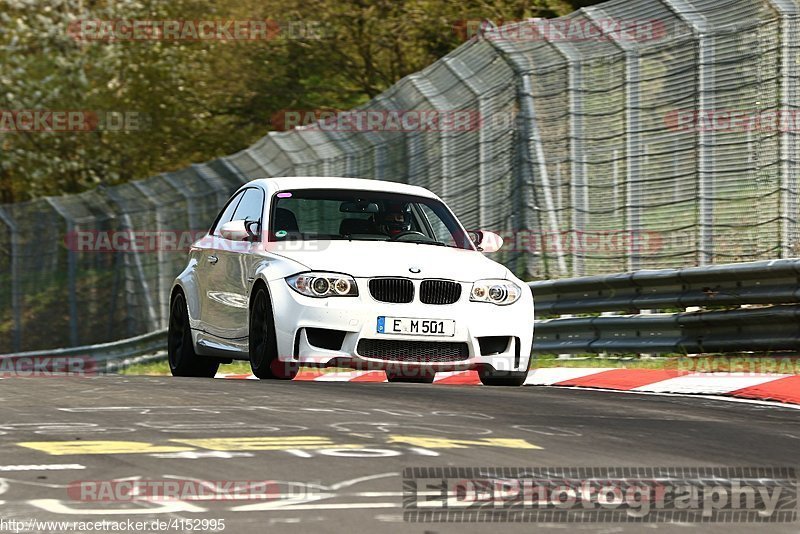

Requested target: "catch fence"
[{"left": 1, "top": 0, "right": 799, "bottom": 351}]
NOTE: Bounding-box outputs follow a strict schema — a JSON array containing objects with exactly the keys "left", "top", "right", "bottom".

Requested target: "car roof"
[{"left": 245, "top": 177, "right": 441, "bottom": 200}]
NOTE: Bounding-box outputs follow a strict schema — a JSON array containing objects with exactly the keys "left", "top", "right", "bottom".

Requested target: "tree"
[{"left": 0, "top": 0, "right": 603, "bottom": 202}]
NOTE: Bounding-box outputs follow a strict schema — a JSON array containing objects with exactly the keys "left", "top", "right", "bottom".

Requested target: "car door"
[
  {"left": 203, "top": 187, "right": 265, "bottom": 340},
  {"left": 196, "top": 189, "right": 243, "bottom": 333}
]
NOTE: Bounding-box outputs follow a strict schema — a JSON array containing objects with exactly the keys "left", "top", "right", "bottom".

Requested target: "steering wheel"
[{"left": 391, "top": 231, "right": 429, "bottom": 241}]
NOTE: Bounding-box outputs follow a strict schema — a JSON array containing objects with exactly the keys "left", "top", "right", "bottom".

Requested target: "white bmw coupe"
[{"left": 169, "top": 177, "right": 533, "bottom": 385}]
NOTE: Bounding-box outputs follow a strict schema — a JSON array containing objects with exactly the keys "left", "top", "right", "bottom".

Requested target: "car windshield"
[{"left": 269, "top": 189, "right": 473, "bottom": 250}]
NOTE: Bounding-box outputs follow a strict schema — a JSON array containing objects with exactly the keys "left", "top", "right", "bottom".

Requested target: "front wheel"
[
  {"left": 168, "top": 292, "right": 220, "bottom": 378},
  {"left": 249, "top": 286, "right": 298, "bottom": 380},
  {"left": 478, "top": 367, "right": 528, "bottom": 387}
]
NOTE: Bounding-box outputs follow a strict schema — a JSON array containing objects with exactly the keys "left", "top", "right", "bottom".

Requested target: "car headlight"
[
  {"left": 470, "top": 279, "right": 521, "bottom": 306},
  {"left": 286, "top": 272, "right": 358, "bottom": 298}
]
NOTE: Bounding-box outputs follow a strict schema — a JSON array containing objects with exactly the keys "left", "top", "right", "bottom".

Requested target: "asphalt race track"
[{"left": 0, "top": 375, "right": 798, "bottom": 533}]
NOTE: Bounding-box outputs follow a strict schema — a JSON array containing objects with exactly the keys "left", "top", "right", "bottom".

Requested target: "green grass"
[
  {"left": 121, "top": 360, "right": 175, "bottom": 376},
  {"left": 530, "top": 357, "right": 674, "bottom": 369},
  {"left": 120, "top": 355, "right": 677, "bottom": 376},
  {"left": 121, "top": 360, "right": 250, "bottom": 376}
]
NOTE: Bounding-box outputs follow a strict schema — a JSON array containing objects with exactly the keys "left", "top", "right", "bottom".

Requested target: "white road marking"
[
  {"left": 233, "top": 499, "right": 398, "bottom": 512},
  {"left": 406, "top": 447, "right": 440, "bottom": 456},
  {"left": 525, "top": 368, "right": 616, "bottom": 385},
  {"left": 548, "top": 386, "right": 800, "bottom": 410},
  {"left": 432, "top": 371, "right": 472, "bottom": 382},
  {"left": 256, "top": 502, "right": 399, "bottom": 511},
  {"left": 284, "top": 449, "right": 313, "bottom": 458},
  {"left": 0, "top": 464, "right": 86, "bottom": 472},
  {"left": 149, "top": 451, "right": 254, "bottom": 459},
  {"left": 328, "top": 472, "right": 399, "bottom": 491},
  {"left": 314, "top": 372, "right": 366, "bottom": 382},
  {"left": 375, "top": 513, "right": 404, "bottom": 523},
  {"left": 633, "top": 374, "right": 785, "bottom": 394},
  {"left": 28, "top": 498, "right": 207, "bottom": 515},
  {"left": 314, "top": 448, "right": 402, "bottom": 458}
]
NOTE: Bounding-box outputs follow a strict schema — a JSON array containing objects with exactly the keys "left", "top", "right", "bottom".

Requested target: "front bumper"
[{"left": 267, "top": 277, "right": 534, "bottom": 373}]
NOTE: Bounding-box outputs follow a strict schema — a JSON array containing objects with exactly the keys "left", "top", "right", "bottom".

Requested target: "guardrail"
[
  {"left": 2, "top": 258, "right": 797, "bottom": 368},
  {"left": 0, "top": 329, "right": 167, "bottom": 374},
  {"left": 529, "top": 259, "right": 800, "bottom": 355}
]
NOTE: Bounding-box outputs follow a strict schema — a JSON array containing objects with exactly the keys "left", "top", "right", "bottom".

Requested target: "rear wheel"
[
  {"left": 249, "top": 286, "right": 298, "bottom": 380},
  {"left": 168, "top": 292, "right": 220, "bottom": 378},
  {"left": 478, "top": 367, "right": 528, "bottom": 387}
]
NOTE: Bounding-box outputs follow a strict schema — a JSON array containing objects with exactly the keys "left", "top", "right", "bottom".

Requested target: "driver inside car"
[{"left": 378, "top": 203, "right": 412, "bottom": 237}]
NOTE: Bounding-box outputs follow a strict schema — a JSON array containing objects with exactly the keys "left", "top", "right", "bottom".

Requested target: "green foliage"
[{"left": 0, "top": 0, "right": 600, "bottom": 202}]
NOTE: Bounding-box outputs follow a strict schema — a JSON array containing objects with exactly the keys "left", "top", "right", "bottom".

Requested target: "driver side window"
[
  {"left": 231, "top": 188, "right": 265, "bottom": 226},
  {"left": 210, "top": 190, "right": 244, "bottom": 236}
]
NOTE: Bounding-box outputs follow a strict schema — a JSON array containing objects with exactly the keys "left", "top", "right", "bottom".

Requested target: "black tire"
[
  {"left": 385, "top": 367, "right": 435, "bottom": 383},
  {"left": 249, "top": 286, "right": 298, "bottom": 380},
  {"left": 478, "top": 367, "right": 528, "bottom": 387},
  {"left": 168, "top": 292, "right": 220, "bottom": 378}
]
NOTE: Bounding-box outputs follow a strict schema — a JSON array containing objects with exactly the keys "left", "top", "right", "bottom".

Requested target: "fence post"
[
  {"left": 584, "top": 6, "right": 644, "bottom": 272},
  {"left": 0, "top": 208, "right": 21, "bottom": 351},
  {"left": 486, "top": 28, "right": 569, "bottom": 278},
  {"left": 131, "top": 180, "right": 176, "bottom": 330},
  {"left": 766, "top": 0, "right": 800, "bottom": 257},
  {"left": 662, "top": 0, "right": 714, "bottom": 265},
  {"left": 408, "top": 74, "right": 453, "bottom": 203},
  {"left": 43, "top": 198, "right": 79, "bottom": 346},
  {"left": 441, "top": 56, "right": 492, "bottom": 232},
  {"left": 536, "top": 26, "right": 586, "bottom": 277},
  {"left": 103, "top": 187, "right": 160, "bottom": 336}
]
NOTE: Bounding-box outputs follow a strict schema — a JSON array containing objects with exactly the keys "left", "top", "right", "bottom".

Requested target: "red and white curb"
[{"left": 216, "top": 368, "right": 800, "bottom": 406}]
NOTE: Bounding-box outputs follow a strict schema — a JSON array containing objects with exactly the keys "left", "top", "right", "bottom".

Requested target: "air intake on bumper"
[{"left": 356, "top": 339, "right": 469, "bottom": 362}]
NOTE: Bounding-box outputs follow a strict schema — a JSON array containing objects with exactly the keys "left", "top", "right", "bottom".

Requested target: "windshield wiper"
[
  {"left": 403, "top": 239, "right": 447, "bottom": 247},
  {"left": 343, "top": 235, "right": 391, "bottom": 242}
]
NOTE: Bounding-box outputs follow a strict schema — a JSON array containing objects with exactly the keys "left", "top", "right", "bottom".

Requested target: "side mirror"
[
  {"left": 468, "top": 230, "right": 503, "bottom": 253},
  {"left": 220, "top": 220, "right": 252, "bottom": 242}
]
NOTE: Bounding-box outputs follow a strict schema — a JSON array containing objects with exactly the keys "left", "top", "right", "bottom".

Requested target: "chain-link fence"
[{"left": 2, "top": 0, "right": 799, "bottom": 352}]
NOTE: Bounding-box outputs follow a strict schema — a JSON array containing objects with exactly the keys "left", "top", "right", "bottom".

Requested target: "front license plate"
[{"left": 377, "top": 316, "right": 455, "bottom": 337}]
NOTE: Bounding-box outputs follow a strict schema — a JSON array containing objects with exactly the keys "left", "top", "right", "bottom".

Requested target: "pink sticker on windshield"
[{"left": 277, "top": 192, "right": 292, "bottom": 198}]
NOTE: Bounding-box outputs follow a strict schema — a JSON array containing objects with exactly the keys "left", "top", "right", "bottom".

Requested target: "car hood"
[{"left": 265, "top": 240, "right": 509, "bottom": 281}]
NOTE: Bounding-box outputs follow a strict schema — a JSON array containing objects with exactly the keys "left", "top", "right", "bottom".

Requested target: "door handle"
[{"left": 207, "top": 255, "right": 219, "bottom": 265}]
